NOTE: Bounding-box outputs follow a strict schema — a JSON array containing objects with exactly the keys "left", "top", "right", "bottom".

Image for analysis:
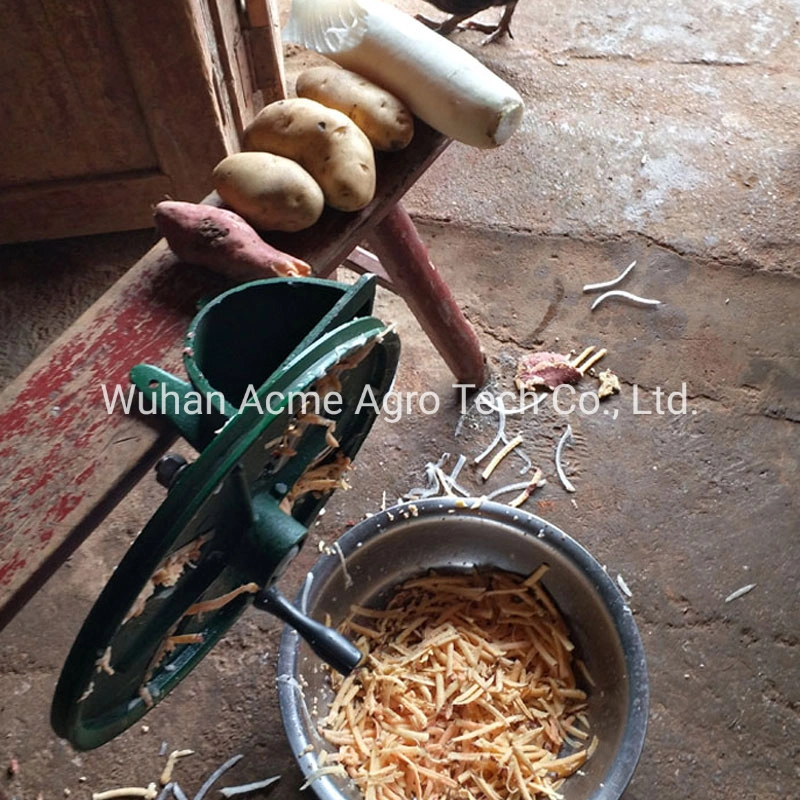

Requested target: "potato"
[
  {"left": 243, "top": 98, "right": 376, "bottom": 212},
  {"left": 212, "top": 151, "right": 324, "bottom": 232},
  {"left": 296, "top": 66, "right": 414, "bottom": 152}
]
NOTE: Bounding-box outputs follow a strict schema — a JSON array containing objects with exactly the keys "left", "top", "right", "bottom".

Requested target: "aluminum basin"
[{"left": 278, "top": 498, "right": 649, "bottom": 800}]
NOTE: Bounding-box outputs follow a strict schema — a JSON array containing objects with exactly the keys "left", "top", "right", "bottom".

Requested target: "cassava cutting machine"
[{"left": 51, "top": 275, "right": 399, "bottom": 750}]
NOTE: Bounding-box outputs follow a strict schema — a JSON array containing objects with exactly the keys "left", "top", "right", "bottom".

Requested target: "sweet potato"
[{"left": 154, "top": 200, "right": 312, "bottom": 281}]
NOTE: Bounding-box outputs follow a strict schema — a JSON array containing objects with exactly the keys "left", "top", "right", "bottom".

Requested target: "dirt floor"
[{"left": 1, "top": 1, "right": 798, "bottom": 799}]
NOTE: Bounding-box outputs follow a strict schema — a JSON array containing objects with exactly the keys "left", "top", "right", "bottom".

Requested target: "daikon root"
[{"left": 284, "top": 0, "right": 524, "bottom": 148}]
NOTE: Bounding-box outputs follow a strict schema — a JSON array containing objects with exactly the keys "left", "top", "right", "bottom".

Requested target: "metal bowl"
[{"left": 277, "top": 498, "right": 649, "bottom": 800}]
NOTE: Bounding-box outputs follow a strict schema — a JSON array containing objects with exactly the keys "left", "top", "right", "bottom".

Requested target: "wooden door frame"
[{"left": 0, "top": 0, "right": 282, "bottom": 244}]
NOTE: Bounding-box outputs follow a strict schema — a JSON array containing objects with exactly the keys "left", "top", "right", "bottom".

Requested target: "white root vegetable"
[{"left": 283, "top": 0, "right": 524, "bottom": 148}]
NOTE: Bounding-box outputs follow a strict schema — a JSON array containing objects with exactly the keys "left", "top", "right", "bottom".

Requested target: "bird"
[{"left": 415, "top": 0, "right": 519, "bottom": 45}]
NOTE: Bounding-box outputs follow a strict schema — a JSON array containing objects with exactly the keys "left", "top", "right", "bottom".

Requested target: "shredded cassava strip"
[{"left": 319, "top": 569, "right": 594, "bottom": 800}]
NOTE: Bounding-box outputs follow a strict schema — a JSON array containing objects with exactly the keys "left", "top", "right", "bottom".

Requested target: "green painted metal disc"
[{"left": 52, "top": 316, "right": 399, "bottom": 749}]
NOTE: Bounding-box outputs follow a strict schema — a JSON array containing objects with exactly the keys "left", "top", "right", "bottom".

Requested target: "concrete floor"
[{"left": 1, "top": 1, "right": 798, "bottom": 799}]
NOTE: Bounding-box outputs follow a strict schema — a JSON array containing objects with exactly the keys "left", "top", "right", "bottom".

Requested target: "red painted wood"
[
  {"left": 0, "top": 243, "right": 228, "bottom": 629},
  {"left": 367, "top": 205, "right": 486, "bottom": 387},
  {"left": 343, "top": 247, "right": 393, "bottom": 288}
]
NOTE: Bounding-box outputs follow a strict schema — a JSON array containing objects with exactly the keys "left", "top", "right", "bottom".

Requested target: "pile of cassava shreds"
[{"left": 319, "top": 569, "right": 596, "bottom": 800}]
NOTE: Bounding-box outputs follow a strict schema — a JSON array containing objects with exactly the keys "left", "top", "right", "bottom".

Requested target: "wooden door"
[{"left": 0, "top": 0, "right": 285, "bottom": 244}]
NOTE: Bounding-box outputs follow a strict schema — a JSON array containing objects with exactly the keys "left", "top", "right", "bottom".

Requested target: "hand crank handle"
[{"left": 255, "top": 587, "right": 363, "bottom": 676}]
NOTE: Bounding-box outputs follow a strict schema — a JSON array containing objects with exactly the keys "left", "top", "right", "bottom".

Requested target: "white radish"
[{"left": 283, "top": 0, "right": 524, "bottom": 149}]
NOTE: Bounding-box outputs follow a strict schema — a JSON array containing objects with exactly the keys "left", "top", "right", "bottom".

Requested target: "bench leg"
[{"left": 364, "top": 204, "right": 486, "bottom": 387}]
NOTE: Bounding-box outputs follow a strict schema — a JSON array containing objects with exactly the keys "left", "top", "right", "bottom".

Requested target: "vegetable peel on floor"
[
  {"left": 590, "top": 290, "right": 661, "bottom": 311},
  {"left": 485, "top": 469, "right": 546, "bottom": 508},
  {"left": 218, "top": 776, "right": 281, "bottom": 797},
  {"left": 576, "top": 348, "right": 607, "bottom": 376},
  {"left": 90, "top": 755, "right": 276, "bottom": 800},
  {"left": 597, "top": 369, "right": 621, "bottom": 399},
  {"left": 554, "top": 426, "right": 577, "bottom": 494},
  {"left": 193, "top": 754, "right": 244, "bottom": 800},
  {"left": 92, "top": 785, "right": 157, "bottom": 800},
  {"left": 514, "top": 353, "right": 581, "bottom": 393},
  {"left": 171, "top": 785, "right": 189, "bottom": 800},
  {"left": 471, "top": 392, "right": 533, "bottom": 474},
  {"left": 724, "top": 583, "right": 757, "bottom": 603},
  {"left": 569, "top": 346, "right": 596, "bottom": 369},
  {"left": 481, "top": 433, "right": 523, "bottom": 481},
  {"left": 616, "top": 575, "right": 633, "bottom": 598},
  {"left": 160, "top": 750, "right": 195, "bottom": 787},
  {"left": 582, "top": 260, "right": 637, "bottom": 293},
  {"left": 509, "top": 468, "right": 546, "bottom": 508}
]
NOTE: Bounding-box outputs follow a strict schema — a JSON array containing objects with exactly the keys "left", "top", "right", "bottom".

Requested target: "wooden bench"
[{"left": 0, "top": 122, "right": 485, "bottom": 630}]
